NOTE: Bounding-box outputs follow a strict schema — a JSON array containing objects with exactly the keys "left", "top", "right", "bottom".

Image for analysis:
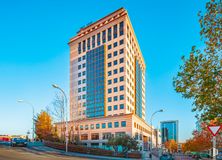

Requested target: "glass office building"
[{"left": 160, "top": 120, "right": 179, "bottom": 144}]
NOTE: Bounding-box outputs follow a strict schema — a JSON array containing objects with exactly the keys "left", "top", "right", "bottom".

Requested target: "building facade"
[
  {"left": 56, "top": 8, "right": 154, "bottom": 151},
  {"left": 160, "top": 120, "right": 179, "bottom": 144}
]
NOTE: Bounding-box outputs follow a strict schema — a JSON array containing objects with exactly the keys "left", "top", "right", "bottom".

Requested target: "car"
[
  {"left": 160, "top": 153, "right": 174, "bottom": 160},
  {"left": 217, "top": 153, "right": 222, "bottom": 160},
  {"left": 11, "top": 138, "right": 27, "bottom": 147}
]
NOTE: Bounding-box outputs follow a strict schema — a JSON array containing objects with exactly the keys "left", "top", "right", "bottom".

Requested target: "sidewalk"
[
  {"left": 27, "top": 144, "right": 140, "bottom": 160},
  {"left": 142, "top": 151, "right": 159, "bottom": 160}
]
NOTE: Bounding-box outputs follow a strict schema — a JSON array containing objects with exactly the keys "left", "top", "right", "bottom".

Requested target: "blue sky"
[{"left": 0, "top": 0, "right": 207, "bottom": 141}]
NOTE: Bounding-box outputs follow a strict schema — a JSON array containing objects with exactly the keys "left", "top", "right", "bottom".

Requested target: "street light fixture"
[
  {"left": 150, "top": 109, "right": 164, "bottom": 153},
  {"left": 17, "top": 99, "right": 35, "bottom": 142},
  {"left": 52, "top": 84, "right": 68, "bottom": 153}
]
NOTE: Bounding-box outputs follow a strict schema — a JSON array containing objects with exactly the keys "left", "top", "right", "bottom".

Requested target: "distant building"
[{"left": 160, "top": 120, "right": 178, "bottom": 144}]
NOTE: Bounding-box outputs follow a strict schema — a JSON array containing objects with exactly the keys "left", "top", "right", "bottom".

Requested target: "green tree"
[
  {"left": 35, "top": 111, "right": 57, "bottom": 141},
  {"left": 173, "top": 0, "right": 222, "bottom": 122},
  {"left": 108, "top": 134, "right": 139, "bottom": 157}
]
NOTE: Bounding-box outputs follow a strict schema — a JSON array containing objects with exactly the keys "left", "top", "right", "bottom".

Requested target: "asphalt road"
[{"left": 0, "top": 145, "right": 93, "bottom": 160}]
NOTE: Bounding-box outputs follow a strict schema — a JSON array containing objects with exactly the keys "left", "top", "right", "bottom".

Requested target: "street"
[{"left": 0, "top": 145, "right": 93, "bottom": 160}]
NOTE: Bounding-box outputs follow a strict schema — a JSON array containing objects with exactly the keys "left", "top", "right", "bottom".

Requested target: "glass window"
[
  {"left": 114, "top": 122, "right": 119, "bottom": 128},
  {"left": 81, "top": 134, "right": 88, "bottom": 140},
  {"left": 113, "top": 51, "right": 118, "bottom": 56},
  {"left": 108, "top": 71, "right": 112, "bottom": 76},
  {"left": 78, "top": 65, "right": 81, "bottom": 69},
  {"left": 120, "top": 48, "right": 124, "bottom": 54},
  {"left": 108, "top": 122, "right": 112, "bottom": 128},
  {"left": 119, "top": 21, "right": 124, "bottom": 36},
  {"left": 78, "top": 80, "right": 81, "bottom": 85},
  {"left": 114, "top": 105, "right": 118, "bottom": 110},
  {"left": 82, "top": 63, "right": 86, "bottom": 68},
  {"left": 114, "top": 87, "right": 118, "bottom": 92},
  {"left": 113, "top": 42, "right": 118, "bottom": 48},
  {"left": 96, "top": 124, "right": 100, "bottom": 129},
  {"left": 108, "top": 44, "right": 112, "bottom": 50},
  {"left": 87, "top": 38, "right": 90, "bottom": 50},
  {"left": 85, "top": 125, "right": 89, "bottom": 130},
  {"left": 91, "top": 124, "right": 94, "bottom": 129},
  {"left": 91, "top": 133, "right": 99, "bottom": 140},
  {"left": 120, "top": 85, "right": 124, "bottom": 91},
  {"left": 119, "top": 58, "right": 124, "bottom": 63},
  {"left": 120, "top": 95, "right": 124, "bottom": 100},
  {"left": 108, "top": 88, "right": 112, "bottom": 93},
  {"left": 78, "top": 57, "right": 81, "bottom": 62},
  {"left": 78, "top": 88, "right": 81, "bottom": 93},
  {"left": 102, "top": 30, "right": 106, "bottom": 43},
  {"left": 113, "top": 69, "right": 118, "bottom": 74},
  {"left": 108, "top": 62, "right": 112, "bottom": 67},
  {"left": 83, "top": 71, "right": 86, "bottom": 76},
  {"left": 92, "top": 35, "right": 95, "bottom": 48},
  {"left": 114, "top": 78, "right": 118, "bottom": 83},
  {"left": 108, "top": 53, "right": 112, "bottom": 58},
  {"left": 108, "top": 106, "right": 112, "bottom": 111},
  {"left": 97, "top": 33, "right": 100, "bottom": 46},
  {"left": 113, "top": 60, "right": 118, "bottom": 66},
  {"left": 108, "top": 80, "right": 112, "bottom": 85},
  {"left": 78, "top": 42, "right": 81, "bottom": 54},
  {"left": 114, "top": 96, "right": 118, "bottom": 101},
  {"left": 120, "top": 76, "right": 124, "bottom": 82},
  {"left": 120, "top": 104, "right": 124, "bottom": 109},
  {"left": 120, "top": 67, "right": 124, "bottom": 73},
  {"left": 108, "top": 97, "right": 112, "bottom": 102},
  {"left": 82, "top": 87, "right": 86, "bottom": 91},
  {"left": 83, "top": 40, "right": 86, "bottom": 52},
  {"left": 102, "top": 123, "right": 106, "bottom": 129},
  {"left": 82, "top": 79, "right": 86, "bottom": 83},
  {"left": 121, "top": 121, "right": 126, "bottom": 127},
  {"left": 80, "top": 125, "right": 83, "bottom": 130},
  {"left": 113, "top": 24, "right": 117, "bottom": 39},
  {"left": 119, "top": 39, "right": 124, "bottom": 45},
  {"left": 82, "top": 94, "right": 86, "bottom": 99},
  {"left": 108, "top": 27, "right": 112, "bottom": 41},
  {"left": 78, "top": 72, "right": 81, "bottom": 77}
]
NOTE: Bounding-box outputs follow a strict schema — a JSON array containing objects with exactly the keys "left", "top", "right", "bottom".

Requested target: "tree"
[
  {"left": 35, "top": 111, "right": 56, "bottom": 141},
  {"left": 108, "top": 134, "right": 139, "bottom": 157},
  {"left": 164, "top": 140, "right": 178, "bottom": 153},
  {"left": 173, "top": 0, "right": 222, "bottom": 122}
]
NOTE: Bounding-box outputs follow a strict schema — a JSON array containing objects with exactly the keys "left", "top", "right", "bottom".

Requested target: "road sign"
[{"left": 207, "top": 126, "right": 221, "bottom": 136}]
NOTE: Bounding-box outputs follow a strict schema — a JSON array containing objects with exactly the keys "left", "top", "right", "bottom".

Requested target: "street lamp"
[
  {"left": 17, "top": 99, "right": 35, "bottom": 142},
  {"left": 52, "top": 84, "right": 68, "bottom": 152},
  {"left": 150, "top": 109, "right": 164, "bottom": 152}
]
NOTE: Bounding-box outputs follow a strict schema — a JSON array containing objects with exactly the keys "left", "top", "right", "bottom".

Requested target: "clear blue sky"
[{"left": 0, "top": 0, "right": 208, "bottom": 141}]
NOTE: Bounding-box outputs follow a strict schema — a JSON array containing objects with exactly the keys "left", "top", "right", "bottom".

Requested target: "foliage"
[
  {"left": 35, "top": 111, "right": 58, "bottom": 141},
  {"left": 107, "top": 134, "right": 139, "bottom": 156},
  {"left": 173, "top": 0, "right": 222, "bottom": 122},
  {"left": 164, "top": 140, "right": 178, "bottom": 153},
  {"left": 182, "top": 120, "right": 222, "bottom": 153}
]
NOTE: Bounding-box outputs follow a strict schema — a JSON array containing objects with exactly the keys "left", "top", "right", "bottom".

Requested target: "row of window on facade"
[
  {"left": 108, "top": 95, "right": 124, "bottom": 102},
  {"left": 78, "top": 21, "right": 124, "bottom": 54}
]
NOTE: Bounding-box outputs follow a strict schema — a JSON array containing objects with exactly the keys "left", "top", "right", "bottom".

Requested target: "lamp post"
[
  {"left": 150, "top": 109, "right": 164, "bottom": 153},
  {"left": 52, "top": 84, "right": 68, "bottom": 152},
  {"left": 17, "top": 100, "right": 35, "bottom": 142}
]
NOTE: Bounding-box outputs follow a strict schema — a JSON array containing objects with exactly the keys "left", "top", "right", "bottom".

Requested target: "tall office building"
[
  {"left": 56, "top": 8, "right": 154, "bottom": 150},
  {"left": 160, "top": 120, "right": 179, "bottom": 144}
]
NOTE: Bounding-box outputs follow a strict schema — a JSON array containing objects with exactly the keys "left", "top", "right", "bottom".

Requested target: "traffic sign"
[{"left": 207, "top": 125, "right": 221, "bottom": 136}]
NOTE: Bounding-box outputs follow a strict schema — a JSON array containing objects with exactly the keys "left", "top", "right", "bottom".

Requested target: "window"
[
  {"left": 114, "top": 122, "right": 119, "bottom": 128},
  {"left": 96, "top": 124, "right": 100, "bottom": 129},
  {"left": 108, "top": 88, "right": 112, "bottom": 93},
  {"left": 120, "top": 76, "right": 124, "bottom": 82},
  {"left": 108, "top": 53, "right": 112, "bottom": 58},
  {"left": 82, "top": 79, "right": 86, "bottom": 83},
  {"left": 80, "top": 125, "right": 83, "bottom": 130},
  {"left": 78, "top": 80, "right": 81, "bottom": 85},
  {"left": 82, "top": 94, "right": 86, "bottom": 99},
  {"left": 103, "top": 133, "right": 112, "bottom": 140},
  {"left": 108, "top": 62, "right": 112, "bottom": 67},
  {"left": 114, "top": 96, "right": 118, "bottom": 101},
  {"left": 108, "top": 44, "right": 112, "bottom": 50},
  {"left": 78, "top": 73, "right": 81, "bottom": 77},
  {"left": 114, "top": 105, "right": 118, "bottom": 110},
  {"left": 120, "top": 104, "right": 124, "bottom": 109},
  {"left": 82, "top": 87, "right": 86, "bottom": 91},
  {"left": 113, "top": 51, "right": 118, "bottom": 56},
  {"left": 82, "top": 63, "right": 86, "bottom": 68},
  {"left": 108, "top": 71, "right": 112, "bottom": 76},
  {"left": 120, "top": 95, "right": 124, "bottom": 100},
  {"left": 108, "top": 97, "right": 112, "bottom": 102},
  {"left": 91, "top": 133, "right": 99, "bottom": 140},
  {"left": 83, "top": 55, "right": 86, "bottom": 60},
  {"left": 119, "top": 21, "right": 124, "bottom": 36},
  {"left": 121, "top": 121, "right": 126, "bottom": 127},
  {"left": 85, "top": 125, "right": 89, "bottom": 130},
  {"left": 108, "top": 80, "right": 112, "bottom": 85},
  {"left": 108, "top": 27, "right": 112, "bottom": 41},
  {"left": 78, "top": 42, "right": 81, "bottom": 54},
  {"left": 83, "top": 40, "right": 86, "bottom": 52},
  {"left": 92, "top": 35, "right": 95, "bottom": 48},
  {"left": 120, "top": 85, "right": 124, "bottom": 91},
  {"left": 114, "top": 87, "right": 118, "bottom": 92},
  {"left": 78, "top": 65, "right": 81, "bottom": 69},
  {"left": 87, "top": 38, "right": 90, "bottom": 50},
  {"left": 120, "top": 48, "right": 124, "bottom": 54},
  {"left": 108, "top": 106, "right": 112, "bottom": 111},
  {"left": 102, "top": 30, "right": 106, "bottom": 43},
  {"left": 102, "top": 123, "right": 106, "bottom": 129},
  {"left": 81, "top": 134, "right": 88, "bottom": 140},
  {"left": 119, "top": 39, "right": 124, "bottom": 45},
  {"left": 120, "top": 67, "right": 124, "bottom": 73},
  {"left": 78, "top": 57, "right": 81, "bottom": 62},
  {"left": 90, "top": 124, "right": 94, "bottom": 129},
  {"left": 113, "top": 42, "right": 118, "bottom": 48},
  {"left": 113, "top": 69, "right": 118, "bottom": 74},
  {"left": 119, "top": 58, "right": 124, "bottom": 63},
  {"left": 97, "top": 33, "right": 100, "bottom": 46},
  {"left": 113, "top": 60, "right": 118, "bottom": 66},
  {"left": 113, "top": 24, "right": 117, "bottom": 38},
  {"left": 82, "top": 71, "right": 86, "bottom": 76},
  {"left": 108, "top": 122, "right": 112, "bottom": 128},
  {"left": 78, "top": 88, "right": 81, "bottom": 93},
  {"left": 114, "top": 78, "right": 118, "bottom": 83}
]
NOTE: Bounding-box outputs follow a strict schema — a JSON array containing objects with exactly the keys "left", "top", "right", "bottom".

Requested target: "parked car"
[
  {"left": 11, "top": 138, "right": 27, "bottom": 147},
  {"left": 160, "top": 153, "right": 174, "bottom": 160},
  {"left": 217, "top": 153, "right": 222, "bottom": 160}
]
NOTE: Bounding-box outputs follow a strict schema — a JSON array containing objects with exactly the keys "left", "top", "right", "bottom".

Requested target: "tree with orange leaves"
[{"left": 164, "top": 140, "right": 178, "bottom": 153}]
